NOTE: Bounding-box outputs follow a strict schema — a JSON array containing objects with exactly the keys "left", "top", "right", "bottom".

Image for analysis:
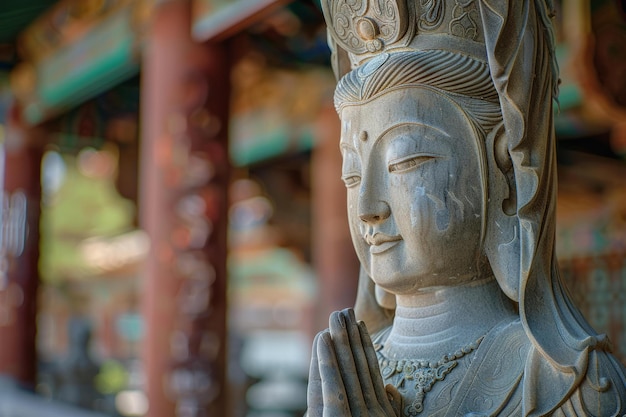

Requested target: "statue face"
[{"left": 340, "top": 87, "right": 487, "bottom": 295}]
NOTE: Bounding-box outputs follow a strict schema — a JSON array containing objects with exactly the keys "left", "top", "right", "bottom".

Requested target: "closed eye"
[
  {"left": 388, "top": 155, "right": 436, "bottom": 173},
  {"left": 341, "top": 174, "right": 361, "bottom": 188}
]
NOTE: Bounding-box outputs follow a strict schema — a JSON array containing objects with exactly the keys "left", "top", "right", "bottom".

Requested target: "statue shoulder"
[
  {"left": 522, "top": 332, "right": 626, "bottom": 416},
  {"left": 554, "top": 350, "right": 626, "bottom": 417},
  {"left": 368, "top": 318, "right": 626, "bottom": 416},
  {"left": 461, "top": 320, "right": 626, "bottom": 416}
]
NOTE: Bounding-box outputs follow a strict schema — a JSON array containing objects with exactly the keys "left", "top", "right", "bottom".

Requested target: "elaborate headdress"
[
  {"left": 323, "top": 0, "right": 489, "bottom": 72},
  {"left": 321, "top": 1, "right": 608, "bottom": 415}
]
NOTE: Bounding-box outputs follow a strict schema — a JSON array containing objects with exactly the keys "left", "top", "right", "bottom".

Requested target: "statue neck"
[{"left": 382, "top": 277, "right": 517, "bottom": 361}]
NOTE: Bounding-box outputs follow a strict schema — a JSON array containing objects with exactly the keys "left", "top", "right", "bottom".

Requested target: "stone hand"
[{"left": 307, "top": 308, "right": 401, "bottom": 417}]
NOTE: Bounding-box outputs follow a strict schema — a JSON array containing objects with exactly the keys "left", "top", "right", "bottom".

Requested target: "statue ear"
[
  {"left": 354, "top": 266, "right": 394, "bottom": 334},
  {"left": 375, "top": 284, "right": 396, "bottom": 310},
  {"left": 484, "top": 122, "right": 521, "bottom": 302}
]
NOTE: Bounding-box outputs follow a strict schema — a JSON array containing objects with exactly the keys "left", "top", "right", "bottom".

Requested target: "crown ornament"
[{"left": 321, "top": 0, "right": 487, "bottom": 71}]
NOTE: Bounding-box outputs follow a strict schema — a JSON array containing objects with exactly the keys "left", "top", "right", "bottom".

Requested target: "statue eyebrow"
[
  {"left": 340, "top": 122, "right": 448, "bottom": 152},
  {"left": 376, "top": 122, "right": 450, "bottom": 143}
]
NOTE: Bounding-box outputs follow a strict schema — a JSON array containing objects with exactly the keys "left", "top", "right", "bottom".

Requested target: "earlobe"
[
  {"left": 375, "top": 284, "right": 396, "bottom": 310},
  {"left": 494, "top": 129, "right": 517, "bottom": 216},
  {"left": 354, "top": 266, "right": 395, "bottom": 335},
  {"left": 484, "top": 123, "right": 521, "bottom": 302}
]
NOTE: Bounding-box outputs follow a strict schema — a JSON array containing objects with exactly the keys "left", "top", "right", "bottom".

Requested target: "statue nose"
[{"left": 358, "top": 200, "right": 391, "bottom": 223}]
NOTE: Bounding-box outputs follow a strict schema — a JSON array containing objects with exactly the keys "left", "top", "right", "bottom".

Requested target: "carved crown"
[{"left": 321, "top": 0, "right": 487, "bottom": 69}]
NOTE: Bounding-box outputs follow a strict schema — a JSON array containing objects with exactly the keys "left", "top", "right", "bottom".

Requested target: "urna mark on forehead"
[{"left": 339, "top": 87, "right": 469, "bottom": 150}]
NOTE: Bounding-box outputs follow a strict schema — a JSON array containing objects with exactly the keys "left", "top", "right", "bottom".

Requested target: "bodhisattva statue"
[{"left": 307, "top": 1, "right": 626, "bottom": 416}]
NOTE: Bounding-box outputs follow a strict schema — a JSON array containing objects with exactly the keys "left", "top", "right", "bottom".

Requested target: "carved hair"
[{"left": 334, "top": 50, "right": 502, "bottom": 135}]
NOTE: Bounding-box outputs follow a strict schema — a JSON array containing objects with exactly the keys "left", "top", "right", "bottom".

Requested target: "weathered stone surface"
[{"left": 307, "top": 1, "right": 626, "bottom": 416}]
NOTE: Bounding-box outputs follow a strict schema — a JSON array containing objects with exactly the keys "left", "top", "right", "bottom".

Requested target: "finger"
[
  {"left": 358, "top": 319, "right": 397, "bottom": 416},
  {"left": 343, "top": 309, "right": 378, "bottom": 410},
  {"left": 307, "top": 331, "right": 324, "bottom": 417},
  {"left": 329, "top": 310, "right": 366, "bottom": 411},
  {"left": 385, "top": 384, "right": 403, "bottom": 417},
  {"left": 317, "top": 331, "right": 351, "bottom": 416}
]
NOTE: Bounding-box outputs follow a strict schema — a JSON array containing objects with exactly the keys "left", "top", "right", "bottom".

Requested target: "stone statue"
[{"left": 307, "top": 1, "right": 626, "bottom": 416}]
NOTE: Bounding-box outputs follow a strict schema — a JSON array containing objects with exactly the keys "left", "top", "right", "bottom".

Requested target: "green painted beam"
[
  {"left": 192, "top": 0, "right": 288, "bottom": 41},
  {"left": 0, "top": 0, "right": 56, "bottom": 42},
  {"left": 21, "top": 9, "right": 140, "bottom": 125}
]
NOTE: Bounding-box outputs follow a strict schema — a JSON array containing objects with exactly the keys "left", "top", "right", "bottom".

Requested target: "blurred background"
[{"left": 0, "top": 0, "right": 625, "bottom": 416}]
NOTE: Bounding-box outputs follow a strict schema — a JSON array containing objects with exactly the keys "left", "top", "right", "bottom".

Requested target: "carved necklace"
[{"left": 377, "top": 335, "right": 484, "bottom": 416}]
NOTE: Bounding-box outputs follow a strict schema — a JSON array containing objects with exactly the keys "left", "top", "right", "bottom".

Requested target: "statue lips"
[{"left": 365, "top": 232, "right": 402, "bottom": 254}]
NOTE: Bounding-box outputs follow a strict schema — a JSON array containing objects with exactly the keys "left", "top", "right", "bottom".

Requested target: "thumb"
[{"left": 385, "top": 384, "right": 402, "bottom": 417}]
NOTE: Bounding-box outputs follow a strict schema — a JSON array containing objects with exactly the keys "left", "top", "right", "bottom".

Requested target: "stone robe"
[{"left": 374, "top": 318, "right": 626, "bottom": 417}]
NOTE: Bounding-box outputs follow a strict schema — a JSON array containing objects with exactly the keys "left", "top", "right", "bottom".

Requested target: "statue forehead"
[{"left": 339, "top": 87, "right": 470, "bottom": 147}]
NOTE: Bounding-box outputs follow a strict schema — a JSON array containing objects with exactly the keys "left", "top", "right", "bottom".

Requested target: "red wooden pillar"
[
  {"left": 139, "top": 1, "right": 230, "bottom": 416},
  {"left": 0, "top": 121, "right": 44, "bottom": 387},
  {"left": 311, "top": 104, "right": 360, "bottom": 332}
]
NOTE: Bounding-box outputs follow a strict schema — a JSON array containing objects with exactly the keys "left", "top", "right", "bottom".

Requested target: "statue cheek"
[
  {"left": 405, "top": 185, "right": 425, "bottom": 228},
  {"left": 348, "top": 222, "right": 370, "bottom": 268},
  {"left": 436, "top": 207, "right": 451, "bottom": 231},
  {"left": 346, "top": 192, "right": 360, "bottom": 223},
  {"left": 423, "top": 189, "right": 449, "bottom": 232}
]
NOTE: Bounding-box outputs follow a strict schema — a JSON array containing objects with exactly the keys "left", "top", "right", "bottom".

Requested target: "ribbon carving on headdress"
[{"left": 478, "top": 1, "right": 607, "bottom": 415}]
